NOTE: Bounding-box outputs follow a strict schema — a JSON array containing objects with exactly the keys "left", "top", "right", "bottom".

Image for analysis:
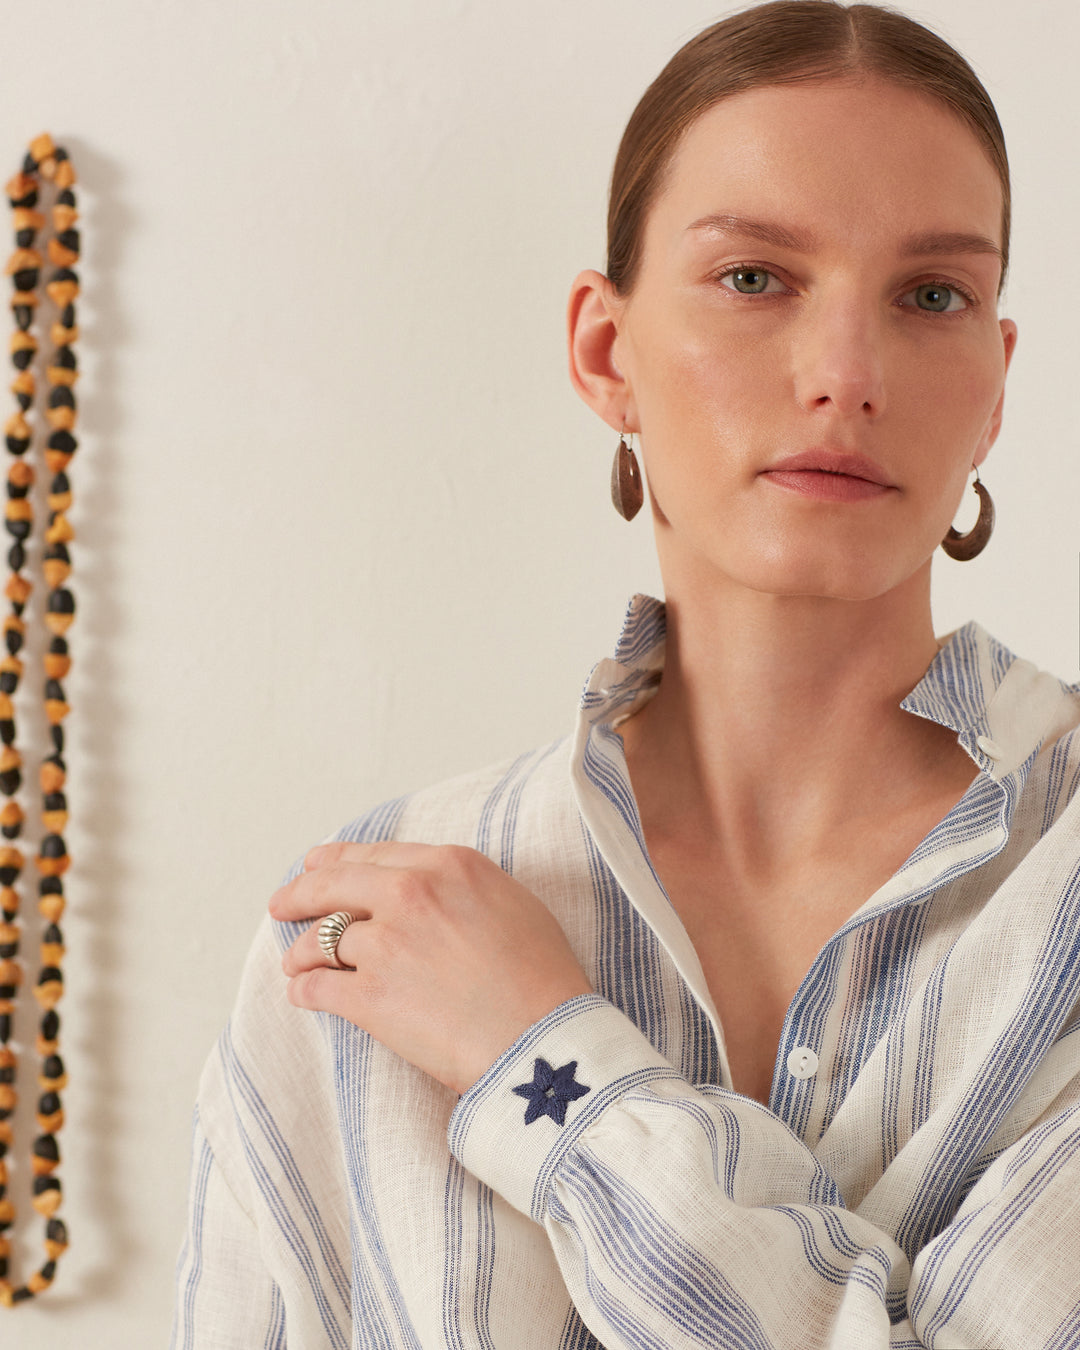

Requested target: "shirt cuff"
[{"left": 447, "top": 992, "right": 682, "bottom": 1222}]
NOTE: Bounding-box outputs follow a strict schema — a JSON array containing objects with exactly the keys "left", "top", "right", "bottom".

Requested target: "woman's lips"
[
  {"left": 762, "top": 470, "right": 892, "bottom": 501},
  {"left": 759, "top": 450, "right": 896, "bottom": 501}
]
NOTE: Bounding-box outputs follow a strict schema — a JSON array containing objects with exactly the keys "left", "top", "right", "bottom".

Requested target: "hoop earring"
[
  {"left": 941, "top": 469, "right": 994, "bottom": 561},
  {"left": 610, "top": 428, "right": 643, "bottom": 521}
]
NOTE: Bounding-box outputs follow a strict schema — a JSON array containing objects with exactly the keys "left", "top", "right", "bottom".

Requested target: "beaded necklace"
[{"left": 0, "top": 132, "right": 78, "bottom": 1305}]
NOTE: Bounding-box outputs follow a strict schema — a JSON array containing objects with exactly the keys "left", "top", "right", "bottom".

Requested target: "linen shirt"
[{"left": 172, "top": 595, "right": 1080, "bottom": 1350}]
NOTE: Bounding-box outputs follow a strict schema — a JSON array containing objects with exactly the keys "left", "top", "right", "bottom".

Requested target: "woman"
[{"left": 173, "top": 3, "right": 1080, "bottom": 1347}]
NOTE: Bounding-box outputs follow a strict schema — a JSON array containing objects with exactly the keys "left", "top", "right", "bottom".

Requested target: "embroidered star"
[{"left": 512, "top": 1057, "right": 591, "bottom": 1126}]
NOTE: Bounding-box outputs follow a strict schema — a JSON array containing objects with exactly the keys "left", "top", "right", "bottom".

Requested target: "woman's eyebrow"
[{"left": 684, "top": 212, "right": 1002, "bottom": 262}]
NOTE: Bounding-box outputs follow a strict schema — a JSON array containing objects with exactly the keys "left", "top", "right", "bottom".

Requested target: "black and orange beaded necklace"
[{"left": 0, "top": 132, "right": 78, "bottom": 1305}]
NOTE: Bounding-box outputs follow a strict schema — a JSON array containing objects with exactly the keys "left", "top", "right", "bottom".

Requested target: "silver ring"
[{"left": 317, "top": 910, "right": 355, "bottom": 968}]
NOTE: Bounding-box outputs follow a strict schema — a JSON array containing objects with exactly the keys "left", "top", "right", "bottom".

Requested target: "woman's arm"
[
  {"left": 170, "top": 1107, "right": 287, "bottom": 1350},
  {"left": 273, "top": 802, "right": 1080, "bottom": 1349},
  {"left": 448, "top": 992, "right": 1080, "bottom": 1349},
  {"left": 171, "top": 906, "right": 354, "bottom": 1350}
]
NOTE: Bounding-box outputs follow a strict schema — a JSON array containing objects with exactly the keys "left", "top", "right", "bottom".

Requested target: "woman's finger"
[
  {"left": 268, "top": 860, "right": 385, "bottom": 922},
  {"left": 302, "top": 839, "right": 444, "bottom": 872},
  {"left": 269, "top": 842, "right": 462, "bottom": 921},
  {"left": 284, "top": 965, "right": 341, "bottom": 1013},
  {"left": 284, "top": 946, "right": 391, "bottom": 1023}
]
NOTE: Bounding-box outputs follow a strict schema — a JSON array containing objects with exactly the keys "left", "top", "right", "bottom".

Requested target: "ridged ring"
[{"left": 317, "top": 910, "right": 355, "bottom": 968}]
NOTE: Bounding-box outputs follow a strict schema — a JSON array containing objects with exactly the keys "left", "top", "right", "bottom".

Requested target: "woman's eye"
[
  {"left": 718, "top": 267, "right": 785, "bottom": 295},
  {"left": 900, "top": 282, "right": 969, "bottom": 314},
  {"left": 715, "top": 270, "right": 971, "bottom": 310}
]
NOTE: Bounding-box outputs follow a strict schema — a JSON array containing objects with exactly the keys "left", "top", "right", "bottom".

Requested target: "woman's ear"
[
  {"left": 973, "top": 317, "right": 1018, "bottom": 468},
  {"left": 567, "top": 269, "right": 635, "bottom": 433}
]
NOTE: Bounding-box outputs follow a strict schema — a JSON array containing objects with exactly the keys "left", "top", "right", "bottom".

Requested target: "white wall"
[{"left": 0, "top": 0, "right": 1073, "bottom": 1340}]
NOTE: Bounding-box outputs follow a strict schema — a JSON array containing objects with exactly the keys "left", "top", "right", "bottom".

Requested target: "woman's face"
[{"left": 610, "top": 76, "right": 1017, "bottom": 603}]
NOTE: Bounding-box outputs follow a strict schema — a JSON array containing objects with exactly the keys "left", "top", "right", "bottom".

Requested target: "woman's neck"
[{"left": 618, "top": 560, "right": 972, "bottom": 881}]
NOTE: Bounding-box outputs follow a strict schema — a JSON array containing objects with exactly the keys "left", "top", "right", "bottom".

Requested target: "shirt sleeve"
[
  {"left": 447, "top": 992, "right": 1080, "bottom": 1350},
  {"left": 171, "top": 837, "right": 354, "bottom": 1350},
  {"left": 170, "top": 1106, "right": 287, "bottom": 1350}
]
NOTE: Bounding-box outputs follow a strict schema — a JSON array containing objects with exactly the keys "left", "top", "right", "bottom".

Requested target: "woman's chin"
[{"left": 690, "top": 542, "right": 934, "bottom": 606}]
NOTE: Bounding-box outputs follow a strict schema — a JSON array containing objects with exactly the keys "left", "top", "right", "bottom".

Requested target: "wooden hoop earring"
[
  {"left": 610, "top": 429, "right": 643, "bottom": 522},
  {"left": 941, "top": 471, "right": 994, "bottom": 561}
]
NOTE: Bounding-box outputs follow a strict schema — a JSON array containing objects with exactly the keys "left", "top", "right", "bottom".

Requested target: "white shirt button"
[
  {"left": 976, "top": 735, "right": 1003, "bottom": 761},
  {"left": 786, "top": 1047, "right": 819, "bottom": 1080}
]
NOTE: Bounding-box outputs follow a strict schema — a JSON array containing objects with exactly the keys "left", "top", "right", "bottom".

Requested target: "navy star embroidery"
[{"left": 512, "top": 1057, "right": 591, "bottom": 1126}]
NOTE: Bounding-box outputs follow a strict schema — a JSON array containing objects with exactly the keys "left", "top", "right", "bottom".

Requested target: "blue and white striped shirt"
[{"left": 172, "top": 595, "right": 1080, "bottom": 1349}]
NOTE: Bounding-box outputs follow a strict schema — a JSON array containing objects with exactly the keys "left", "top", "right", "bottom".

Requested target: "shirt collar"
[
  {"left": 580, "top": 594, "right": 1078, "bottom": 784},
  {"left": 578, "top": 593, "right": 666, "bottom": 729}
]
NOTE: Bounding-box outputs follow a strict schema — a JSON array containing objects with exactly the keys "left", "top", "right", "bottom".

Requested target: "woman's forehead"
[{"left": 649, "top": 77, "right": 1004, "bottom": 260}]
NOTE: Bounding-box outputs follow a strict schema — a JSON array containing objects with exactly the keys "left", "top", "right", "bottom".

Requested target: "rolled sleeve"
[
  {"left": 449, "top": 997, "right": 1080, "bottom": 1348},
  {"left": 448, "top": 993, "right": 681, "bottom": 1221}
]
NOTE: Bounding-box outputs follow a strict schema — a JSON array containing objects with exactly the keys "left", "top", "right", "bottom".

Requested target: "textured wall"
[{"left": 0, "top": 0, "right": 1073, "bottom": 1340}]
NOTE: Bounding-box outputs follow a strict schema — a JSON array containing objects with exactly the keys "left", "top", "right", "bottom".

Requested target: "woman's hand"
[{"left": 268, "top": 841, "right": 594, "bottom": 1096}]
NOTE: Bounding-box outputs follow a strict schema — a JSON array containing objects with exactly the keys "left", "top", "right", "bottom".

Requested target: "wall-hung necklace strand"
[{"left": 0, "top": 132, "right": 77, "bottom": 1305}]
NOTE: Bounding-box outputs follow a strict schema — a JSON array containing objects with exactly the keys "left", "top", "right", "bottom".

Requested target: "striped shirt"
[{"left": 172, "top": 595, "right": 1080, "bottom": 1349}]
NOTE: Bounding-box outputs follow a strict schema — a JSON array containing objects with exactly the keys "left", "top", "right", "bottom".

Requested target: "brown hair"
[{"left": 607, "top": 1, "right": 1010, "bottom": 296}]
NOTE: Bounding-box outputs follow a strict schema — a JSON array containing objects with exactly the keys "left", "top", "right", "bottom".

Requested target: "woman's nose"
[{"left": 791, "top": 299, "right": 887, "bottom": 420}]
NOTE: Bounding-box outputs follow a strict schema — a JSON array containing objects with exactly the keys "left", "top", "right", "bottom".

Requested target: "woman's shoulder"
[{"left": 278, "top": 734, "right": 577, "bottom": 888}]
